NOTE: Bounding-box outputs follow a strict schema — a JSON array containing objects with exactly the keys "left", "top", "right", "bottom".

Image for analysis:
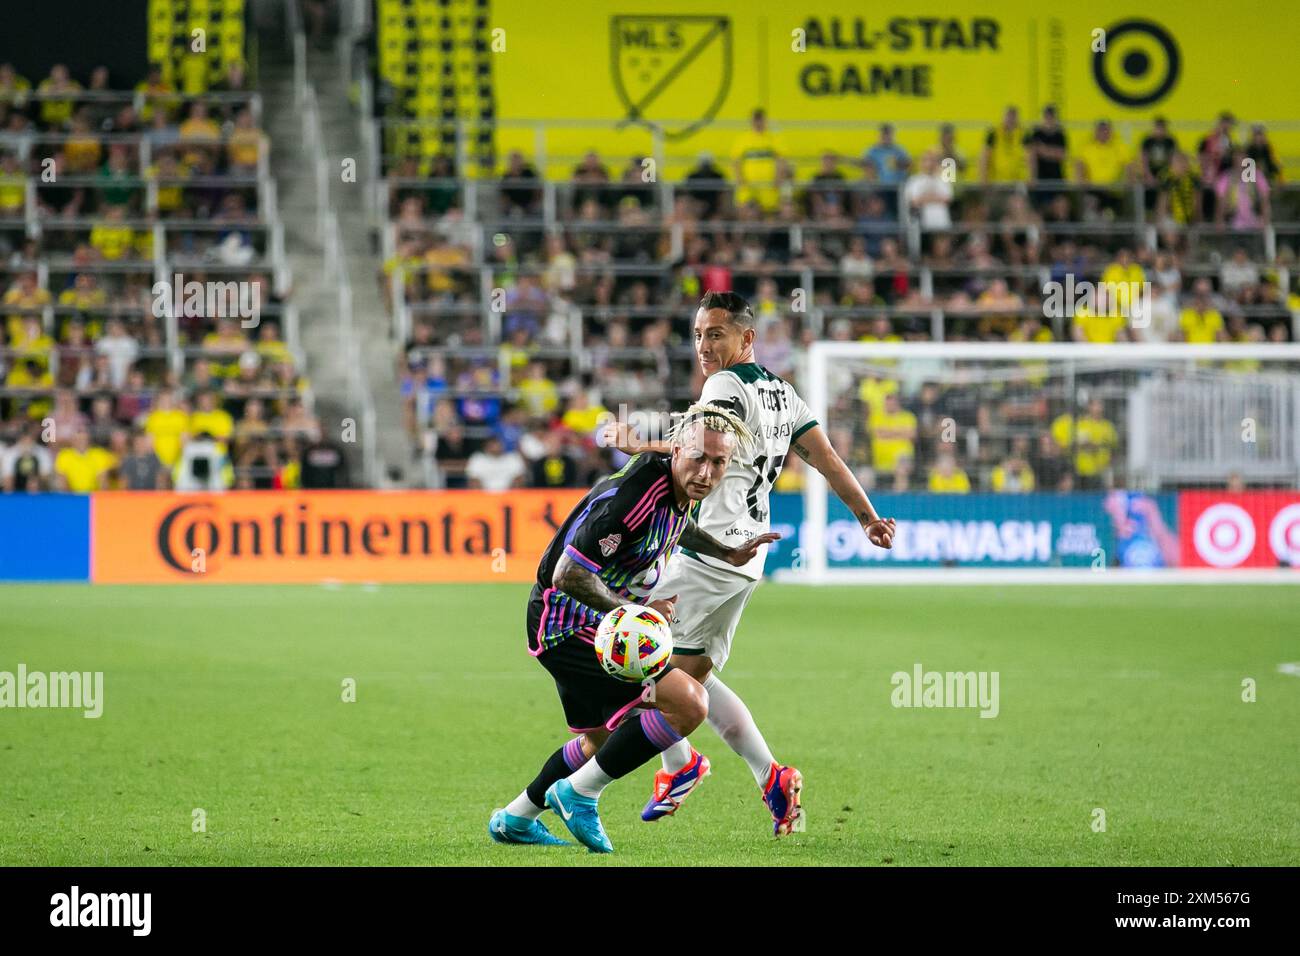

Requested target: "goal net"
[{"left": 785, "top": 342, "right": 1300, "bottom": 583}]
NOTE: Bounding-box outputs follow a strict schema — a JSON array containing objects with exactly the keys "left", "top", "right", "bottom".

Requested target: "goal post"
[{"left": 786, "top": 341, "right": 1300, "bottom": 584}]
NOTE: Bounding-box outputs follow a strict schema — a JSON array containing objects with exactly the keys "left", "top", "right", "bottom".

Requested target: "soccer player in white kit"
[{"left": 602, "top": 291, "right": 897, "bottom": 836}]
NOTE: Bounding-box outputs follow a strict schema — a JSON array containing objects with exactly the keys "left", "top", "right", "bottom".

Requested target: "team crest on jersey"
[{"left": 599, "top": 533, "right": 623, "bottom": 557}]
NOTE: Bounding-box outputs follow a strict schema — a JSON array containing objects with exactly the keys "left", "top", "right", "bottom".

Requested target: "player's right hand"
[
  {"left": 598, "top": 421, "right": 642, "bottom": 454},
  {"left": 647, "top": 594, "right": 678, "bottom": 622}
]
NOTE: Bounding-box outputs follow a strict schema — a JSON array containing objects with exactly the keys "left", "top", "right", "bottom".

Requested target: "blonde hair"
[{"left": 669, "top": 402, "right": 756, "bottom": 460}]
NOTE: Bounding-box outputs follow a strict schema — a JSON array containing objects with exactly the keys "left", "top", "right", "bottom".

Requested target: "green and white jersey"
[{"left": 687, "top": 362, "right": 818, "bottom": 580}]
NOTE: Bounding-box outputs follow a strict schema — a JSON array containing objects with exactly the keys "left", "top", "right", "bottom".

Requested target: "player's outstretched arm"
[
  {"left": 553, "top": 551, "right": 625, "bottom": 614},
  {"left": 597, "top": 421, "right": 670, "bottom": 456},
  {"left": 792, "top": 425, "right": 896, "bottom": 549},
  {"left": 679, "top": 521, "right": 781, "bottom": 567}
]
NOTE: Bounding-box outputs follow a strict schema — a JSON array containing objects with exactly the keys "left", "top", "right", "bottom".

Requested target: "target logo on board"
[
  {"left": 1267, "top": 504, "right": 1300, "bottom": 567},
  {"left": 1192, "top": 503, "right": 1255, "bottom": 568},
  {"left": 1180, "top": 492, "right": 1300, "bottom": 569}
]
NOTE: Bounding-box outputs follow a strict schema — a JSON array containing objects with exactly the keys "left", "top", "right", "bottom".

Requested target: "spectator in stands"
[
  {"left": 560, "top": 387, "right": 609, "bottom": 442},
  {"left": 226, "top": 108, "right": 266, "bottom": 173},
  {"left": 37, "top": 64, "right": 80, "bottom": 128},
  {"left": 64, "top": 115, "right": 103, "bottom": 174},
  {"left": 1156, "top": 150, "right": 1200, "bottom": 247},
  {"left": 466, "top": 435, "right": 526, "bottom": 491},
  {"left": 1071, "top": 282, "right": 1127, "bottom": 343},
  {"left": 89, "top": 205, "right": 135, "bottom": 261},
  {"left": 571, "top": 149, "right": 611, "bottom": 212},
  {"left": 991, "top": 437, "right": 1036, "bottom": 492},
  {"left": 1101, "top": 247, "right": 1145, "bottom": 319},
  {"left": 1220, "top": 247, "right": 1260, "bottom": 297},
  {"left": 683, "top": 150, "right": 727, "bottom": 219},
  {"left": 807, "top": 150, "right": 849, "bottom": 220},
  {"left": 1, "top": 421, "right": 52, "bottom": 492},
  {"left": 928, "top": 452, "right": 971, "bottom": 493},
  {"left": 1215, "top": 145, "right": 1271, "bottom": 228},
  {"left": 1178, "top": 278, "right": 1225, "bottom": 342},
  {"left": 517, "top": 360, "right": 560, "bottom": 418},
  {"left": 530, "top": 429, "right": 579, "bottom": 488},
  {"left": 432, "top": 420, "right": 472, "bottom": 489},
  {"left": 0, "top": 151, "right": 25, "bottom": 218},
  {"left": 980, "top": 106, "right": 1028, "bottom": 184},
  {"left": 863, "top": 123, "right": 910, "bottom": 211},
  {"left": 0, "top": 63, "right": 31, "bottom": 110},
  {"left": 935, "top": 123, "right": 968, "bottom": 179},
  {"left": 1139, "top": 116, "right": 1178, "bottom": 210},
  {"left": 135, "top": 65, "right": 178, "bottom": 123},
  {"left": 731, "top": 108, "right": 784, "bottom": 215},
  {"left": 1026, "top": 104, "right": 1068, "bottom": 205},
  {"left": 119, "top": 430, "right": 167, "bottom": 490},
  {"left": 178, "top": 101, "right": 221, "bottom": 166},
  {"left": 856, "top": 192, "right": 893, "bottom": 257},
  {"left": 868, "top": 391, "right": 917, "bottom": 486},
  {"left": 1074, "top": 120, "right": 1133, "bottom": 217},
  {"left": 904, "top": 150, "right": 953, "bottom": 233},
  {"left": 1052, "top": 398, "right": 1117, "bottom": 490},
  {"left": 1246, "top": 124, "right": 1282, "bottom": 184},
  {"left": 53, "top": 427, "right": 109, "bottom": 492},
  {"left": 189, "top": 389, "right": 234, "bottom": 444},
  {"left": 299, "top": 429, "right": 350, "bottom": 489},
  {"left": 173, "top": 431, "right": 232, "bottom": 491},
  {"left": 500, "top": 150, "right": 542, "bottom": 217}
]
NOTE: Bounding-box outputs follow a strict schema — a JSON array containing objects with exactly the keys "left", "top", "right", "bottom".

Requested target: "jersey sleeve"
[
  {"left": 699, "top": 370, "right": 751, "bottom": 421},
  {"left": 789, "top": 387, "right": 819, "bottom": 442},
  {"left": 562, "top": 460, "right": 665, "bottom": 573}
]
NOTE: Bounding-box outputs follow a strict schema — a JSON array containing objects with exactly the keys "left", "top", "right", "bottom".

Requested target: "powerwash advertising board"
[{"left": 4, "top": 490, "right": 1299, "bottom": 582}]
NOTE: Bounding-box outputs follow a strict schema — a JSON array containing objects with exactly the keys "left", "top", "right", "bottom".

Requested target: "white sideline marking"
[{"left": 1278, "top": 663, "right": 1300, "bottom": 678}]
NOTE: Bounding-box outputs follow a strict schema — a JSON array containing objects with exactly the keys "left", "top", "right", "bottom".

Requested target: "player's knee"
[{"left": 679, "top": 678, "right": 708, "bottom": 731}]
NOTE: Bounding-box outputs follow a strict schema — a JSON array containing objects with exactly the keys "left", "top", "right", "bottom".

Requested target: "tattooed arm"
[
  {"left": 552, "top": 551, "right": 624, "bottom": 614},
  {"left": 791, "top": 425, "right": 896, "bottom": 549},
  {"left": 679, "top": 521, "right": 781, "bottom": 567}
]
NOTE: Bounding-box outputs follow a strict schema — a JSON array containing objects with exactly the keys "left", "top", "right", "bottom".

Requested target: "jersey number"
[{"left": 745, "top": 454, "right": 784, "bottom": 522}]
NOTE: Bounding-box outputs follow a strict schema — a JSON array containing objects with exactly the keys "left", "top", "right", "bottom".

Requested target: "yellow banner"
[{"left": 490, "top": 1, "right": 1300, "bottom": 177}]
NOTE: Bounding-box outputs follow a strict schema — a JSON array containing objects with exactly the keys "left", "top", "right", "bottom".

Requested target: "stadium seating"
[
  {"left": 0, "top": 59, "right": 312, "bottom": 492},
  {"left": 377, "top": 113, "right": 1299, "bottom": 493}
]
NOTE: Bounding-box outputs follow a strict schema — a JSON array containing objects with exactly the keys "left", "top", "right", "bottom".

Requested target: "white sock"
[
  {"left": 505, "top": 789, "right": 543, "bottom": 820},
  {"left": 660, "top": 738, "right": 692, "bottom": 773},
  {"left": 702, "top": 672, "right": 776, "bottom": 787},
  {"left": 567, "top": 759, "right": 614, "bottom": 798}
]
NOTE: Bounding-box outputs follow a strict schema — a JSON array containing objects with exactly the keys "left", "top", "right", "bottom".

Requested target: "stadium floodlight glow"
[{"left": 793, "top": 341, "right": 1300, "bottom": 585}]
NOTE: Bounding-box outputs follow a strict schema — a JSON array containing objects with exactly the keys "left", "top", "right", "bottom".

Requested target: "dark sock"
[
  {"left": 593, "top": 710, "right": 682, "bottom": 780},
  {"left": 524, "top": 738, "right": 588, "bottom": 807}
]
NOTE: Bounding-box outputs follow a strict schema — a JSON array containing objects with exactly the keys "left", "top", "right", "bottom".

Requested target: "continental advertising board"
[{"left": 90, "top": 490, "right": 584, "bottom": 584}]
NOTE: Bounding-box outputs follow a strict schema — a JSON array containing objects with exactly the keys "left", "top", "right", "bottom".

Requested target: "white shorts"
[{"left": 651, "top": 552, "right": 759, "bottom": 671}]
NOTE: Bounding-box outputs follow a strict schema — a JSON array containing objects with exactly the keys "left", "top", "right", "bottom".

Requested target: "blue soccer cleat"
[
  {"left": 761, "top": 763, "right": 806, "bottom": 837},
  {"left": 544, "top": 779, "right": 613, "bottom": 853},
  {"left": 488, "top": 808, "right": 569, "bottom": 846},
  {"left": 642, "top": 748, "right": 711, "bottom": 821}
]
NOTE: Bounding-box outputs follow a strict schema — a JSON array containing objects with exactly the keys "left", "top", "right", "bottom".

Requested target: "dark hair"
[{"left": 698, "top": 290, "right": 755, "bottom": 329}]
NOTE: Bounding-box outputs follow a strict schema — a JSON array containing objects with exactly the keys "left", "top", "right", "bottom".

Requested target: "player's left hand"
[
  {"left": 724, "top": 532, "right": 782, "bottom": 566},
  {"left": 864, "top": 517, "right": 896, "bottom": 549}
]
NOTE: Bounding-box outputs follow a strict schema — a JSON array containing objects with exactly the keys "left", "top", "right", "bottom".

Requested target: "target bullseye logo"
[
  {"left": 1267, "top": 504, "right": 1300, "bottom": 567},
  {"left": 1193, "top": 503, "right": 1255, "bottom": 568},
  {"left": 1093, "top": 20, "right": 1181, "bottom": 107}
]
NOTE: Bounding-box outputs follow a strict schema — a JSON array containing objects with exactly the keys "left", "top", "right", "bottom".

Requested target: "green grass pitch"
[{"left": 2, "top": 582, "right": 1297, "bottom": 866}]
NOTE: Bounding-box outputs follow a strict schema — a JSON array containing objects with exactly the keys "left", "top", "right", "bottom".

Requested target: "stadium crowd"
[
  {"left": 385, "top": 105, "right": 1298, "bottom": 492},
  {"left": 0, "top": 61, "right": 350, "bottom": 493}
]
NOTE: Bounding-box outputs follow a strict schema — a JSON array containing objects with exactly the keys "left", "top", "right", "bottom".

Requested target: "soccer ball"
[{"left": 594, "top": 604, "right": 673, "bottom": 682}]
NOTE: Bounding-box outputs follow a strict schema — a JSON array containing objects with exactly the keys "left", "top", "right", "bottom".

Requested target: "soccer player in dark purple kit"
[{"left": 490, "top": 405, "right": 778, "bottom": 852}]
